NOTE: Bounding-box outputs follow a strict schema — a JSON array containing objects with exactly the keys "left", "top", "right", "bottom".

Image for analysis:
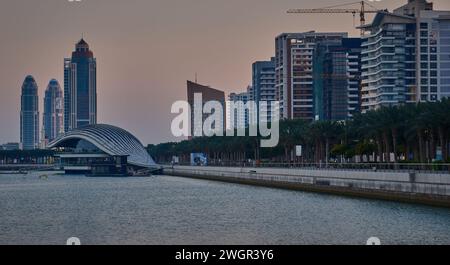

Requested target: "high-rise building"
[
  {"left": 275, "top": 31, "right": 348, "bottom": 120},
  {"left": 344, "top": 39, "right": 363, "bottom": 118},
  {"left": 43, "top": 79, "right": 64, "bottom": 142},
  {"left": 393, "top": 0, "right": 433, "bottom": 17},
  {"left": 227, "top": 91, "right": 250, "bottom": 129},
  {"left": 416, "top": 10, "right": 450, "bottom": 101},
  {"left": 20, "top": 75, "right": 39, "bottom": 150},
  {"left": 187, "top": 80, "right": 225, "bottom": 138},
  {"left": 252, "top": 57, "right": 276, "bottom": 122},
  {"left": 360, "top": 0, "right": 450, "bottom": 111},
  {"left": 314, "top": 38, "right": 362, "bottom": 120},
  {"left": 64, "top": 39, "right": 97, "bottom": 132},
  {"left": 360, "top": 11, "right": 417, "bottom": 111}
]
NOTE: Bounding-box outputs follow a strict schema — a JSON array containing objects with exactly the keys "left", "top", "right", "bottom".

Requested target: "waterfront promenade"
[{"left": 164, "top": 165, "right": 450, "bottom": 207}]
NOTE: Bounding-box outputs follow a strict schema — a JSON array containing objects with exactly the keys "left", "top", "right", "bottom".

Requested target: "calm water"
[{"left": 0, "top": 171, "right": 449, "bottom": 245}]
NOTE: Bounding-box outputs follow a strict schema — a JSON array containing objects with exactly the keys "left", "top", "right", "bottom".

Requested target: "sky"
[{"left": 1, "top": 0, "right": 450, "bottom": 145}]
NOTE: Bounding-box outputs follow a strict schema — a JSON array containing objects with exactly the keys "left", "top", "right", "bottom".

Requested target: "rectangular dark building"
[
  {"left": 187, "top": 80, "right": 225, "bottom": 138},
  {"left": 314, "top": 38, "right": 362, "bottom": 120}
]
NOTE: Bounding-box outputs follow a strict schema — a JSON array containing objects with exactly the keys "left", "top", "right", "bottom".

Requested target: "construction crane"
[{"left": 287, "top": 1, "right": 386, "bottom": 36}]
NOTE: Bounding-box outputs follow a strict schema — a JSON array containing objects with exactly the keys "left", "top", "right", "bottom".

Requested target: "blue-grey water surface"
[{"left": 0, "top": 172, "right": 449, "bottom": 245}]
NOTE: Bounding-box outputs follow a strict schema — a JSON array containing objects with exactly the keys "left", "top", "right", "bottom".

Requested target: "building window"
[
  {"left": 440, "top": 54, "right": 450, "bottom": 61},
  {"left": 441, "top": 78, "right": 450, "bottom": 85}
]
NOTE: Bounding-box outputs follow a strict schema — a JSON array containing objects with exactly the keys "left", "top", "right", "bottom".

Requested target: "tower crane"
[{"left": 287, "top": 1, "right": 387, "bottom": 36}]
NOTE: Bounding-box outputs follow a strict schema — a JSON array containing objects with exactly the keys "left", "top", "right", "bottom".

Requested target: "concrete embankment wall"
[{"left": 163, "top": 166, "right": 450, "bottom": 208}]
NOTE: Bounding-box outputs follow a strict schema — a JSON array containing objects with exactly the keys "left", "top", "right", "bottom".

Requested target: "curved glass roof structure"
[{"left": 48, "top": 124, "right": 157, "bottom": 168}]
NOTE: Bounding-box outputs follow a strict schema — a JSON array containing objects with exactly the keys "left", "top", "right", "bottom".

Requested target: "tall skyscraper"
[
  {"left": 43, "top": 79, "right": 64, "bottom": 142},
  {"left": 187, "top": 80, "right": 225, "bottom": 138},
  {"left": 20, "top": 75, "right": 39, "bottom": 150},
  {"left": 360, "top": 0, "right": 450, "bottom": 111},
  {"left": 252, "top": 57, "right": 276, "bottom": 122},
  {"left": 275, "top": 31, "right": 348, "bottom": 120},
  {"left": 64, "top": 38, "right": 97, "bottom": 132}
]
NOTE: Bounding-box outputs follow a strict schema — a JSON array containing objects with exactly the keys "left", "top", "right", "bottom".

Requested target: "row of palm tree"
[
  {"left": 148, "top": 99, "right": 450, "bottom": 164},
  {"left": 351, "top": 99, "right": 450, "bottom": 163}
]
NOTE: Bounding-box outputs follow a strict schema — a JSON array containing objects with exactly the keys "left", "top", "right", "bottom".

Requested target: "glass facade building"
[
  {"left": 64, "top": 39, "right": 97, "bottom": 132},
  {"left": 314, "top": 38, "right": 362, "bottom": 120},
  {"left": 20, "top": 75, "right": 39, "bottom": 150},
  {"left": 43, "top": 79, "right": 64, "bottom": 142}
]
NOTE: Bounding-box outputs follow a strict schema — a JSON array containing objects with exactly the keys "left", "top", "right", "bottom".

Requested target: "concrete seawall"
[{"left": 163, "top": 166, "right": 450, "bottom": 208}]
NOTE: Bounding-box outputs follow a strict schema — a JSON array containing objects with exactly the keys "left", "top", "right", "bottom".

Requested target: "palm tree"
[{"left": 309, "top": 120, "right": 342, "bottom": 165}]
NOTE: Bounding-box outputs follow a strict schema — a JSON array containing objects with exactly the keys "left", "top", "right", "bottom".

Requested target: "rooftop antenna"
[{"left": 195, "top": 72, "right": 198, "bottom": 83}]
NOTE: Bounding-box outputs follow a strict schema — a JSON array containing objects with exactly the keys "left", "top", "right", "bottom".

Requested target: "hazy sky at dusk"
[{"left": 1, "top": 0, "right": 450, "bottom": 145}]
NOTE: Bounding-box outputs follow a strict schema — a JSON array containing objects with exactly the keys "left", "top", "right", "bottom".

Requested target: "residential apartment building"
[
  {"left": 360, "top": 0, "right": 450, "bottom": 111},
  {"left": 275, "top": 31, "right": 348, "bottom": 120},
  {"left": 227, "top": 91, "right": 250, "bottom": 129},
  {"left": 252, "top": 57, "right": 277, "bottom": 122}
]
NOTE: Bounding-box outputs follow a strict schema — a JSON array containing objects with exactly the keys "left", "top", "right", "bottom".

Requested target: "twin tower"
[{"left": 20, "top": 39, "right": 97, "bottom": 150}]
